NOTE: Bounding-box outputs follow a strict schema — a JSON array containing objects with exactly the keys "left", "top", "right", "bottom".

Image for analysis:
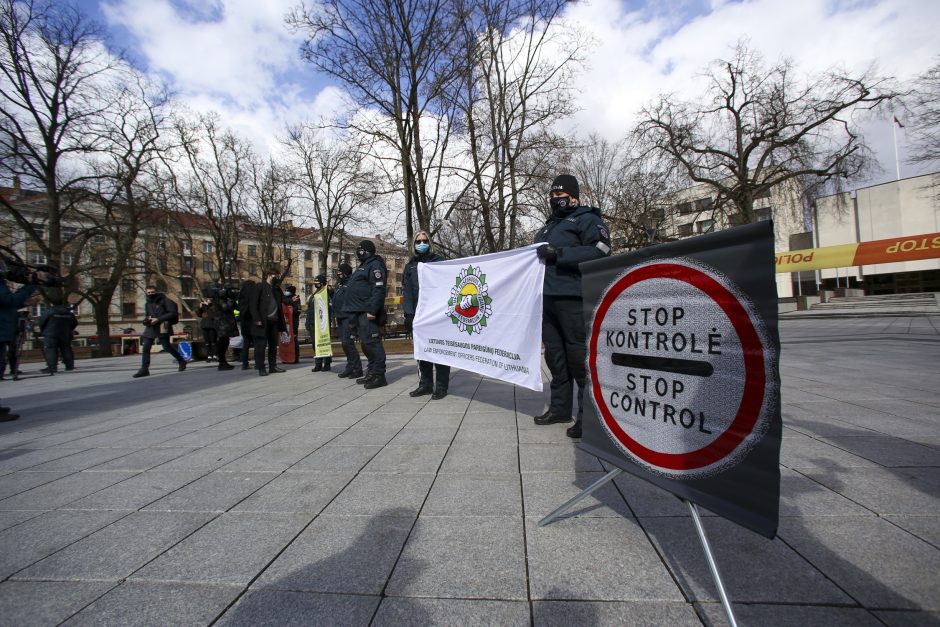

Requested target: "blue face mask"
[{"left": 415, "top": 242, "right": 430, "bottom": 254}]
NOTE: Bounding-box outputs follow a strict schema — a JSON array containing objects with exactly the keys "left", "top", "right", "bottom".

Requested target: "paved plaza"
[{"left": 0, "top": 315, "right": 938, "bottom": 626}]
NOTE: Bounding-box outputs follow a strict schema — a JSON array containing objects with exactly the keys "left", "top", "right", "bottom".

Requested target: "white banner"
[{"left": 413, "top": 245, "right": 545, "bottom": 391}]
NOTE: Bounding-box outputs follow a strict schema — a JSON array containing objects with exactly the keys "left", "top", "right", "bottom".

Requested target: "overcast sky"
[{"left": 78, "top": 0, "right": 939, "bottom": 190}]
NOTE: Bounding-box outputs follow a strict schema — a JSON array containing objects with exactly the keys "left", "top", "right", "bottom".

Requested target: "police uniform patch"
[
  {"left": 598, "top": 225, "right": 610, "bottom": 242},
  {"left": 373, "top": 269, "right": 382, "bottom": 279}
]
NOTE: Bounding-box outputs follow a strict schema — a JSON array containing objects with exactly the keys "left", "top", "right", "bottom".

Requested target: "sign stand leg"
[
  {"left": 686, "top": 499, "right": 738, "bottom": 627},
  {"left": 538, "top": 468, "right": 622, "bottom": 527}
]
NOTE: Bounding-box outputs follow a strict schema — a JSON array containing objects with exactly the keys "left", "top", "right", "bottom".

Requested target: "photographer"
[
  {"left": 38, "top": 296, "right": 77, "bottom": 374},
  {"left": 196, "top": 290, "right": 218, "bottom": 362},
  {"left": 0, "top": 257, "right": 46, "bottom": 421},
  {"left": 132, "top": 286, "right": 187, "bottom": 378}
]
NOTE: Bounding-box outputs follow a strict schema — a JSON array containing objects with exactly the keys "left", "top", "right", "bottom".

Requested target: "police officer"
[
  {"left": 534, "top": 174, "right": 611, "bottom": 438},
  {"left": 343, "top": 240, "right": 388, "bottom": 389},
  {"left": 332, "top": 263, "right": 363, "bottom": 379}
]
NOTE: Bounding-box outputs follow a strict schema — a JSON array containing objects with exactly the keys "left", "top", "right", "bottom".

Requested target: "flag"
[
  {"left": 313, "top": 288, "right": 332, "bottom": 358},
  {"left": 413, "top": 244, "right": 545, "bottom": 391},
  {"left": 893, "top": 115, "right": 905, "bottom": 128}
]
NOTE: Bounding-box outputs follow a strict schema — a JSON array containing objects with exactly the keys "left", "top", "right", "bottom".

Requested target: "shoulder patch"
[
  {"left": 597, "top": 225, "right": 610, "bottom": 242},
  {"left": 373, "top": 269, "right": 382, "bottom": 279}
]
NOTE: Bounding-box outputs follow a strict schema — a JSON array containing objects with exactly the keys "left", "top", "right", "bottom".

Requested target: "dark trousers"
[
  {"left": 339, "top": 319, "right": 361, "bottom": 374},
  {"left": 203, "top": 328, "right": 218, "bottom": 358},
  {"left": 542, "top": 296, "right": 587, "bottom": 421},
  {"left": 43, "top": 337, "right": 74, "bottom": 371},
  {"left": 216, "top": 336, "right": 230, "bottom": 365},
  {"left": 418, "top": 360, "right": 450, "bottom": 391},
  {"left": 239, "top": 320, "right": 253, "bottom": 368},
  {"left": 353, "top": 313, "right": 385, "bottom": 375},
  {"left": 292, "top": 323, "right": 300, "bottom": 362},
  {"left": 141, "top": 334, "right": 184, "bottom": 369},
  {"left": 252, "top": 321, "right": 279, "bottom": 371},
  {"left": 0, "top": 341, "right": 10, "bottom": 377}
]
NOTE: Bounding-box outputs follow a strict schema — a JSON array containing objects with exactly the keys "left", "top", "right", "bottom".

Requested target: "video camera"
[
  {"left": 202, "top": 282, "right": 240, "bottom": 302},
  {"left": 0, "top": 252, "right": 63, "bottom": 287}
]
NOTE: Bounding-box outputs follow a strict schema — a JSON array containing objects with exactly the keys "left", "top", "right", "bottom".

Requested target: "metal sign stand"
[{"left": 538, "top": 471, "right": 739, "bottom": 627}]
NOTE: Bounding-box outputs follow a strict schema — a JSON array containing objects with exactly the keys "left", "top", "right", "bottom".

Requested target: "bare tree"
[
  {"left": 0, "top": 0, "right": 119, "bottom": 297},
  {"left": 286, "top": 0, "right": 461, "bottom": 242},
  {"left": 905, "top": 58, "right": 940, "bottom": 165},
  {"left": 635, "top": 42, "right": 898, "bottom": 224},
  {"left": 284, "top": 125, "right": 379, "bottom": 272},
  {"left": 163, "top": 112, "right": 253, "bottom": 287},
  {"left": 246, "top": 155, "right": 294, "bottom": 271},
  {"left": 450, "top": 0, "right": 584, "bottom": 252}
]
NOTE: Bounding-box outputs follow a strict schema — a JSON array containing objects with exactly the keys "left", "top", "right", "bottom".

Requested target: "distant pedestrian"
[
  {"left": 133, "top": 286, "right": 187, "bottom": 378},
  {"left": 0, "top": 259, "right": 44, "bottom": 420},
  {"left": 237, "top": 280, "right": 255, "bottom": 370},
  {"left": 284, "top": 284, "right": 301, "bottom": 364},
  {"left": 248, "top": 267, "right": 287, "bottom": 376},
  {"left": 403, "top": 230, "right": 450, "bottom": 399},
  {"left": 308, "top": 274, "right": 333, "bottom": 372},
  {"left": 38, "top": 296, "right": 77, "bottom": 374}
]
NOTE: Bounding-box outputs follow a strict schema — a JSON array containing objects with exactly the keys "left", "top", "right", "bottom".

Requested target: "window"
[
  {"left": 756, "top": 207, "right": 772, "bottom": 222},
  {"left": 396, "top": 287, "right": 402, "bottom": 296},
  {"left": 92, "top": 233, "right": 106, "bottom": 244},
  {"left": 248, "top": 263, "right": 257, "bottom": 276},
  {"left": 122, "top": 302, "right": 136, "bottom": 317},
  {"left": 62, "top": 226, "right": 78, "bottom": 241},
  {"left": 122, "top": 279, "right": 136, "bottom": 293},
  {"left": 677, "top": 223, "right": 693, "bottom": 237},
  {"left": 28, "top": 251, "right": 47, "bottom": 265},
  {"left": 203, "top": 260, "right": 213, "bottom": 273},
  {"left": 395, "top": 273, "right": 403, "bottom": 282},
  {"left": 331, "top": 252, "right": 338, "bottom": 264},
  {"left": 181, "top": 258, "right": 193, "bottom": 273},
  {"left": 247, "top": 244, "right": 257, "bottom": 258},
  {"left": 157, "top": 238, "right": 167, "bottom": 250},
  {"left": 202, "top": 241, "right": 213, "bottom": 254},
  {"left": 181, "top": 240, "right": 192, "bottom": 255},
  {"left": 696, "top": 219, "right": 715, "bottom": 234},
  {"left": 29, "top": 223, "right": 45, "bottom": 241},
  {"left": 676, "top": 202, "right": 694, "bottom": 215},
  {"left": 157, "top": 257, "right": 168, "bottom": 272},
  {"left": 695, "top": 197, "right": 713, "bottom": 213},
  {"left": 305, "top": 283, "right": 313, "bottom": 294},
  {"left": 62, "top": 252, "right": 75, "bottom": 266},
  {"left": 304, "top": 249, "right": 312, "bottom": 261},
  {"left": 180, "top": 278, "right": 195, "bottom": 296}
]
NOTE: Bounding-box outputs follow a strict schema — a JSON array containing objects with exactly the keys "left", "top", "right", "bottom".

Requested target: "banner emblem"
[{"left": 446, "top": 265, "right": 493, "bottom": 335}]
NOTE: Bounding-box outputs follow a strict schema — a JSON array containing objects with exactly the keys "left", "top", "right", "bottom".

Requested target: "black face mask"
[
  {"left": 549, "top": 196, "right": 574, "bottom": 215},
  {"left": 356, "top": 248, "right": 368, "bottom": 262},
  {"left": 314, "top": 282, "right": 322, "bottom": 290},
  {"left": 271, "top": 275, "right": 282, "bottom": 286}
]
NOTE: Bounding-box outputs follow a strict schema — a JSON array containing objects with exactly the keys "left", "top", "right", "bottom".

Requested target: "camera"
[
  {"left": 202, "top": 282, "right": 240, "bottom": 302},
  {"left": 0, "top": 253, "right": 63, "bottom": 287}
]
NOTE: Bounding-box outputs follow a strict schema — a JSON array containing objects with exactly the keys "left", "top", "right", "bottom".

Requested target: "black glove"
[{"left": 537, "top": 244, "right": 558, "bottom": 265}]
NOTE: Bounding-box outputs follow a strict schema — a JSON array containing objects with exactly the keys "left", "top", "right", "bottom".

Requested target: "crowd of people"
[{"left": 2, "top": 174, "right": 611, "bottom": 437}]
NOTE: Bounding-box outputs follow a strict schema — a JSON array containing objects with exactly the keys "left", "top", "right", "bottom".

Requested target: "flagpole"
[{"left": 892, "top": 118, "right": 901, "bottom": 181}]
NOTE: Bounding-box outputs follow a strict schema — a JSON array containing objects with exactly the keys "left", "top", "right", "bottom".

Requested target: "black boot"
[
  {"left": 364, "top": 374, "right": 387, "bottom": 389},
  {"left": 534, "top": 411, "right": 572, "bottom": 425},
  {"left": 218, "top": 362, "right": 234, "bottom": 371},
  {"left": 132, "top": 369, "right": 150, "bottom": 378},
  {"left": 356, "top": 373, "right": 374, "bottom": 384},
  {"left": 409, "top": 383, "right": 433, "bottom": 397},
  {"left": 431, "top": 388, "right": 448, "bottom": 400},
  {"left": 312, "top": 363, "right": 322, "bottom": 372}
]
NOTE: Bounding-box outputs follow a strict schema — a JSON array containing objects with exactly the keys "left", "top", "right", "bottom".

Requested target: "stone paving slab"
[{"left": 0, "top": 315, "right": 937, "bottom": 625}]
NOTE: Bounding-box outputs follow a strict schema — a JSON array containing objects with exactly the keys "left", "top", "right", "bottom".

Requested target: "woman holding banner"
[{"left": 403, "top": 231, "right": 451, "bottom": 400}]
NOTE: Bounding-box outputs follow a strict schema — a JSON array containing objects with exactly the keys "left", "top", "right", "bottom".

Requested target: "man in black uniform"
[
  {"left": 38, "top": 296, "right": 77, "bottom": 374},
  {"left": 133, "top": 286, "right": 187, "bottom": 378},
  {"left": 332, "top": 263, "right": 363, "bottom": 379},
  {"left": 534, "top": 174, "right": 612, "bottom": 438},
  {"left": 343, "top": 240, "right": 388, "bottom": 389}
]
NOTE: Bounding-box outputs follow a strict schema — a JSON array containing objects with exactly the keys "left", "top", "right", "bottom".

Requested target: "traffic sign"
[{"left": 589, "top": 258, "right": 777, "bottom": 480}]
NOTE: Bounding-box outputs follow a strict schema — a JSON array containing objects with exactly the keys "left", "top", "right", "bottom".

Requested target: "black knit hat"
[
  {"left": 315, "top": 274, "right": 326, "bottom": 283},
  {"left": 338, "top": 263, "right": 352, "bottom": 275},
  {"left": 550, "top": 174, "right": 579, "bottom": 200},
  {"left": 358, "top": 240, "right": 376, "bottom": 254}
]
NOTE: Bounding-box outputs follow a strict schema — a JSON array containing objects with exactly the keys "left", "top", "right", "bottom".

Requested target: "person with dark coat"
[
  {"left": 38, "top": 297, "right": 77, "bottom": 374},
  {"left": 533, "top": 174, "right": 612, "bottom": 438},
  {"left": 284, "top": 284, "right": 301, "bottom": 364},
  {"left": 204, "top": 285, "right": 237, "bottom": 371},
  {"left": 196, "top": 291, "right": 218, "bottom": 362},
  {"left": 133, "top": 286, "right": 187, "bottom": 378},
  {"left": 248, "top": 267, "right": 287, "bottom": 376},
  {"left": 403, "top": 230, "right": 450, "bottom": 399},
  {"left": 307, "top": 274, "right": 333, "bottom": 372},
  {"left": 331, "top": 263, "right": 362, "bottom": 379},
  {"left": 237, "top": 280, "right": 255, "bottom": 369},
  {"left": 343, "top": 240, "right": 388, "bottom": 389},
  {"left": 0, "top": 259, "right": 42, "bottom": 421}
]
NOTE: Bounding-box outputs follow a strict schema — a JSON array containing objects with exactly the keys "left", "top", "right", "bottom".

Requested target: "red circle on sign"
[{"left": 589, "top": 262, "right": 766, "bottom": 471}]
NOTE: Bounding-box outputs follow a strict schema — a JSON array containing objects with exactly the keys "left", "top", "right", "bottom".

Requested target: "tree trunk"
[{"left": 92, "top": 303, "right": 115, "bottom": 358}]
